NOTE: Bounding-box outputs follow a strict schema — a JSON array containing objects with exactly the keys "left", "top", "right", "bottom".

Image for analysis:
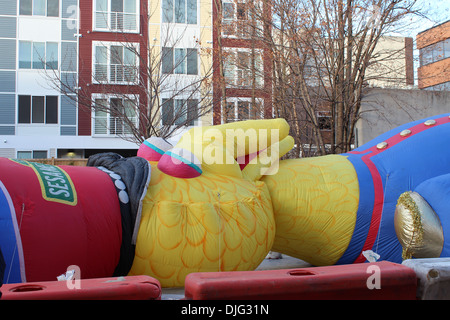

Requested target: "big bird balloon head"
[{"left": 132, "top": 119, "right": 294, "bottom": 287}]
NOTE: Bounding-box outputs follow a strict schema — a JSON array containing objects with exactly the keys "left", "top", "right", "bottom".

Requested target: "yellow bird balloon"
[{"left": 129, "top": 119, "right": 294, "bottom": 287}]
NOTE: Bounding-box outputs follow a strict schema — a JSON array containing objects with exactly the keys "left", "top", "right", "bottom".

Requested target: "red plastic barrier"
[
  {"left": 184, "top": 261, "right": 417, "bottom": 300},
  {"left": 0, "top": 275, "right": 161, "bottom": 300}
]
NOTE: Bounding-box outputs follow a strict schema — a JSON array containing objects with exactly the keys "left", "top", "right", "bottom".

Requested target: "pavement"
[{"left": 161, "top": 254, "right": 311, "bottom": 300}]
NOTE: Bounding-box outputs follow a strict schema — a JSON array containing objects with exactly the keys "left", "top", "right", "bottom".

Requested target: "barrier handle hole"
[
  {"left": 10, "top": 285, "right": 45, "bottom": 292},
  {"left": 288, "top": 270, "right": 316, "bottom": 276}
]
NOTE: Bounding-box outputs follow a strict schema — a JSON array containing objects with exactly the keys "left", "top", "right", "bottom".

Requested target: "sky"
[{"left": 409, "top": 0, "right": 450, "bottom": 37}]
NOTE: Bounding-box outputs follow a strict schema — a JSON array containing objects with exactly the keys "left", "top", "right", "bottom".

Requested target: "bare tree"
[
  {"left": 261, "top": 0, "right": 424, "bottom": 155},
  {"left": 48, "top": 3, "right": 214, "bottom": 145}
]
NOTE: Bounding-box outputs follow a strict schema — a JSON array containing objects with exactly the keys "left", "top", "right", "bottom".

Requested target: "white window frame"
[
  {"left": 160, "top": 97, "right": 199, "bottom": 126},
  {"left": 221, "top": 0, "right": 263, "bottom": 38},
  {"left": 92, "top": 94, "right": 139, "bottom": 137},
  {"left": 18, "top": 40, "right": 59, "bottom": 70},
  {"left": 92, "top": 41, "right": 140, "bottom": 85},
  {"left": 17, "top": 150, "right": 48, "bottom": 159},
  {"left": 161, "top": 0, "right": 198, "bottom": 24},
  {"left": 161, "top": 47, "right": 199, "bottom": 75},
  {"left": 19, "top": 0, "right": 60, "bottom": 17},
  {"left": 222, "top": 97, "right": 264, "bottom": 123},
  {"left": 93, "top": 0, "right": 140, "bottom": 33},
  {"left": 223, "top": 48, "right": 264, "bottom": 89}
]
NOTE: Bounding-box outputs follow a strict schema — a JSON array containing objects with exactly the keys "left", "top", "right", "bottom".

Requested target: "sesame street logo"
[{"left": 11, "top": 160, "right": 77, "bottom": 206}]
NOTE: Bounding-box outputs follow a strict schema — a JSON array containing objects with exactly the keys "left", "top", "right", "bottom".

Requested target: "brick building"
[{"left": 417, "top": 20, "right": 450, "bottom": 91}]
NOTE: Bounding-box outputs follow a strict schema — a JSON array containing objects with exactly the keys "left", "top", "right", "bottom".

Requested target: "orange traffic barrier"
[
  {"left": 184, "top": 261, "right": 417, "bottom": 300},
  {"left": 1, "top": 275, "right": 161, "bottom": 300}
]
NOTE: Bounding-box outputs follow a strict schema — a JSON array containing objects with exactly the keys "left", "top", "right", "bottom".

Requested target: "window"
[
  {"left": 161, "top": 48, "right": 198, "bottom": 75},
  {"left": 93, "top": 97, "right": 138, "bottom": 135},
  {"left": 317, "top": 111, "right": 332, "bottom": 131},
  {"left": 224, "top": 49, "right": 263, "bottom": 88},
  {"left": 93, "top": 42, "right": 138, "bottom": 83},
  {"left": 162, "top": 98, "right": 198, "bottom": 125},
  {"left": 424, "top": 81, "right": 450, "bottom": 91},
  {"left": 221, "top": 0, "right": 262, "bottom": 38},
  {"left": 17, "top": 150, "right": 48, "bottom": 159},
  {"left": 162, "top": 0, "right": 197, "bottom": 24},
  {"left": 19, "top": 41, "right": 59, "bottom": 70},
  {"left": 18, "top": 95, "right": 58, "bottom": 124},
  {"left": 94, "top": 0, "right": 139, "bottom": 32},
  {"left": 19, "top": 0, "right": 59, "bottom": 17},
  {"left": 223, "top": 98, "right": 263, "bottom": 122},
  {"left": 420, "top": 38, "right": 450, "bottom": 66}
]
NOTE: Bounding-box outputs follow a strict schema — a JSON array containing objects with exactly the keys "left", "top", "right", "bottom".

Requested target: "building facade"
[
  {"left": 0, "top": 0, "right": 275, "bottom": 161},
  {"left": 0, "top": 0, "right": 149, "bottom": 160},
  {"left": 212, "top": 0, "right": 272, "bottom": 124},
  {"left": 417, "top": 20, "right": 450, "bottom": 91}
]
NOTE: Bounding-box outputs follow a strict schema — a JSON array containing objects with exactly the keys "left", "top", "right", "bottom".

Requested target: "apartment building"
[
  {"left": 212, "top": 0, "right": 273, "bottom": 124},
  {"left": 0, "top": 0, "right": 148, "bottom": 160},
  {"left": 0, "top": 0, "right": 219, "bottom": 160},
  {"left": 417, "top": 20, "right": 450, "bottom": 91},
  {"left": 0, "top": 0, "right": 278, "bottom": 161}
]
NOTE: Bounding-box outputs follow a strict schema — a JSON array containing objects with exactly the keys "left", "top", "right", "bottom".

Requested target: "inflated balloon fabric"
[
  {"left": 3, "top": 115, "right": 450, "bottom": 288},
  {"left": 129, "top": 119, "right": 293, "bottom": 287}
]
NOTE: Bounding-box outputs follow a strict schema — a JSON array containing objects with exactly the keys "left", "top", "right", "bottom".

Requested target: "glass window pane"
[
  {"left": 32, "top": 42, "right": 46, "bottom": 69},
  {"left": 111, "top": 0, "right": 124, "bottom": 30},
  {"left": 186, "top": 49, "right": 197, "bottom": 75},
  {"left": 18, "top": 95, "right": 31, "bottom": 123},
  {"left": 111, "top": 12, "right": 123, "bottom": 30},
  {"left": 174, "top": 48, "right": 185, "bottom": 74},
  {"left": 95, "top": 45, "right": 108, "bottom": 64},
  {"left": 111, "top": 45, "right": 123, "bottom": 64},
  {"left": 33, "top": 0, "right": 46, "bottom": 15},
  {"left": 111, "top": 0, "right": 123, "bottom": 12},
  {"left": 162, "top": 98, "right": 174, "bottom": 125},
  {"left": 47, "top": 0, "right": 59, "bottom": 17},
  {"left": 123, "top": 99, "right": 137, "bottom": 133},
  {"left": 175, "top": 0, "right": 185, "bottom": 23},
  {"left": 420, "top": 47, "right": 432, "bottom": 66},
  {"left": 223, "top": 53, "right": 235, "bottom": 84},
  {"left": 124, "top": 46, "right": 136, "bottom": 65},
  {"left": 162, "top": 0, "right": 173, "bottom": 23},
  {"left": 123, "top": 13, "right": 137, "bottom": 30},
  {"left": 95, "top": 12, "right": 108, "bottom": 29},
  {"left": 124, "top": 0, "right": 137, "bottom": 13},
  {"left": 95, "top": 0, "right": 108, "bottom": 29},
  {"left": 17, "top": 151, "right": 32, "bottom": 159},
  {"left": 444, "top": 39, "right": 450, "bottom": 59},
  {"left": 162, "top": 47, "right": 173, "bottom": 74},
  {"left": 237, "top": 101, "right": 249, "bottom": 120},
  {"left": 96, "top": 0, "right": 107, "bottom": 11},
  {"left": 19, "top": 0, "right": 32, "bottom": 15},
  {"left": 433, "top": 42, "right": 444, "bottom": 62},
  {"left": 187, "top": 0, "right": 197, "bottom": 24},
  {"left": 187, "top": 99, "right": 198, "bottom": 125},
  {"left": 174, "top": 99, "right": 186, "bottom": 125},
  {"left": 46, "top": 96, "right": 58, "bottom": 124},
  {"left": 94, "top": 99, "right": 108, "bottom": 134},
  {"left": 224, "top": 102, "right": 235, "bottom": 122},
  {"left": 32, "top": 96, "right": 45, "bottom": 123},
  {"left": 223, "top": 2, "right": 234, "bottom": 19},
  {"left": 33, "top": 151, "right": 47, "bottom": 159},
  {"left": 237, "top": 3, "right": 246, "bottom": 20},
  {"left": 19, "top": 41, "right": 32, "bottom": 69},
  {"left": 46, "top": 42, "right": 58, "bottom": 69}
]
